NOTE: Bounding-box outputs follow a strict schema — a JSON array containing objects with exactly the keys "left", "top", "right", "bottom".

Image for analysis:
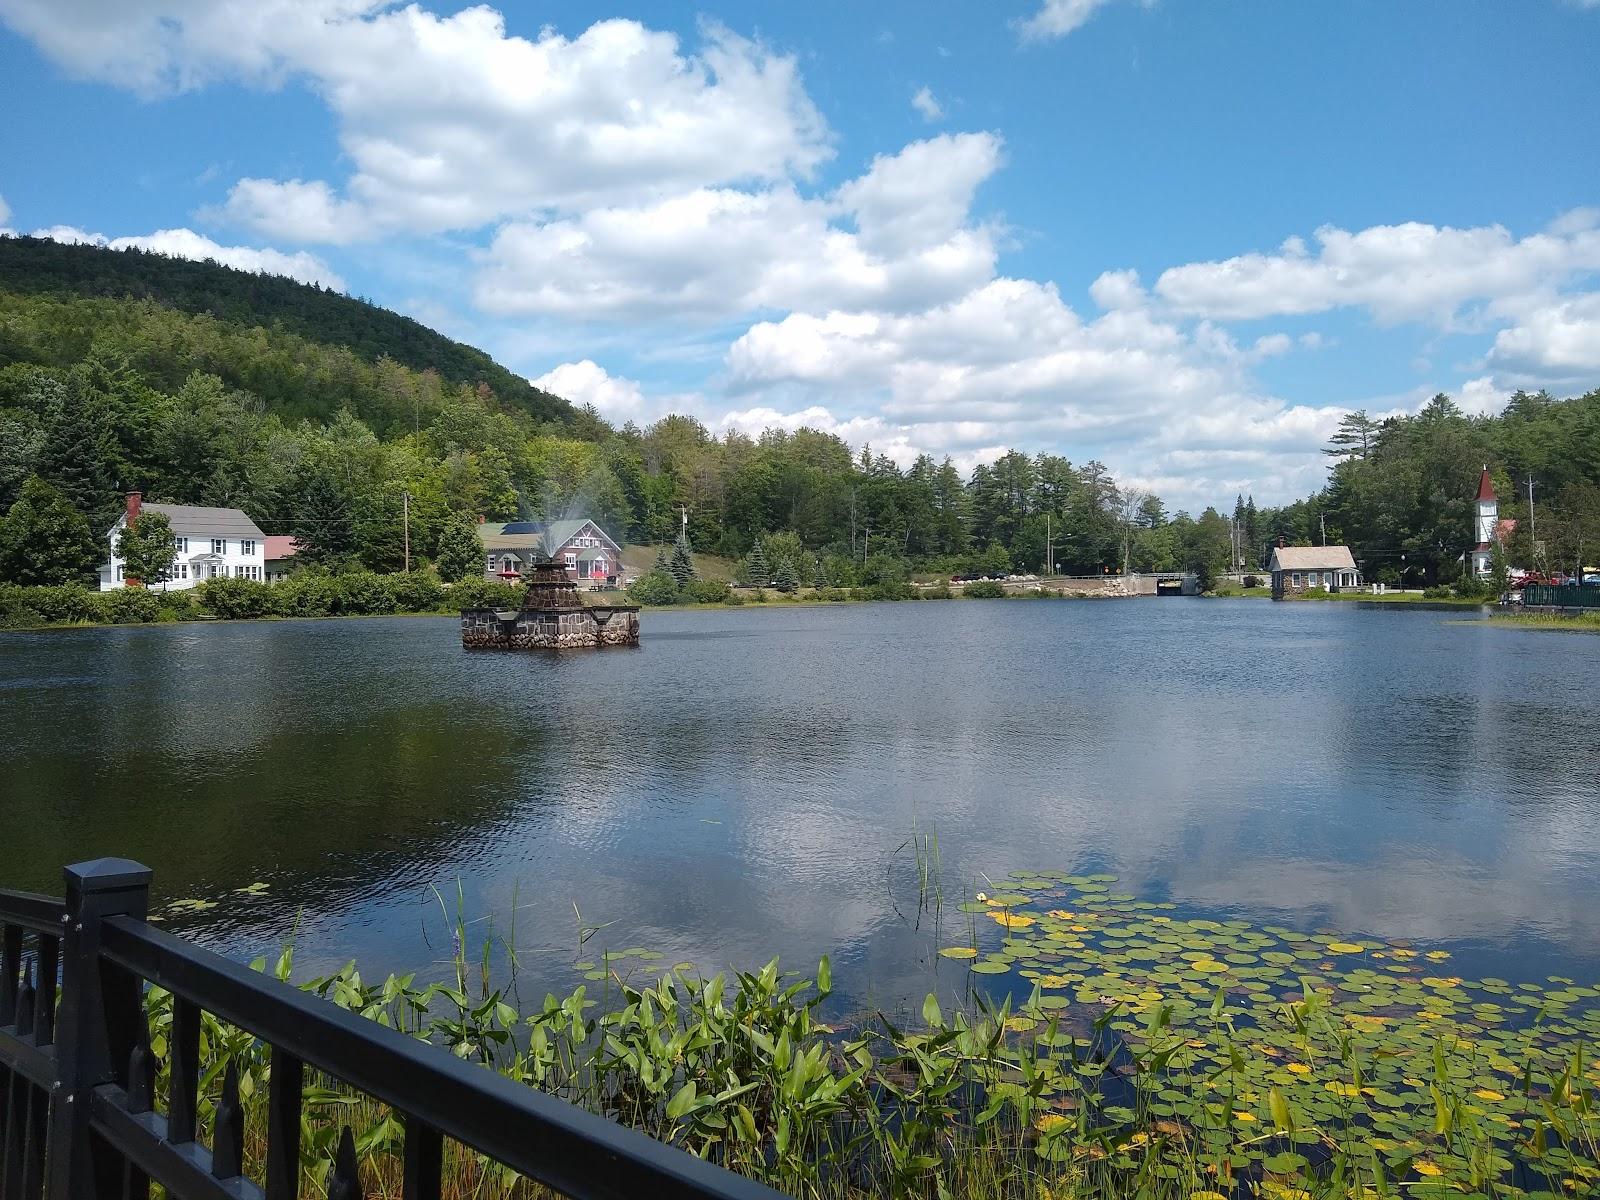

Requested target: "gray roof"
[
  {"left": 1269, "top": 545, "right": 1357, "bottom": 571},
  {"left": 476, "top": 518, "right": 619, "bottom": 553},
  {"left": 124, "top": 504, "right": 265, "bottom": 539}
]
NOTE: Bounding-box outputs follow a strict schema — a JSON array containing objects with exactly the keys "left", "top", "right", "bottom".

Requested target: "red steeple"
[{"left": 1475, "top": 466, "right": 1496, "bottom": 502}]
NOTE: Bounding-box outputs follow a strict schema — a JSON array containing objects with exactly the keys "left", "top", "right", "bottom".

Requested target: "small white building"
[
  {"left": 100, "top": 493, "right": 268, "bottom": 591},
  {"left": 1268, "top": 542, "right": 1360, "bottom": 599}
]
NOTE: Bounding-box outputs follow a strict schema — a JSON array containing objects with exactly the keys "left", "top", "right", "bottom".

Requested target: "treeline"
[
  {"left": 0, "top": 263, "right": 1218, "bottom": 589},
  {"left": 1253, "top": 390, "right": 1600, "bottom": 584},
  {"left": 0, "top": 236, "right": 572, "bottom": 424}
]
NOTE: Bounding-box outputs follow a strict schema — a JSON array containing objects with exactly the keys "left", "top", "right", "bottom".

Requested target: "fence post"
[{"left": 44, "top": 858, "right": 152, "bottom": 1200}]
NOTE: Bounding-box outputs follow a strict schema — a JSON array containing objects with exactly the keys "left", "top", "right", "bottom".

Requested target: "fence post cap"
[{"left": 63, "top": 858, "right": 153, "bottom": 892}]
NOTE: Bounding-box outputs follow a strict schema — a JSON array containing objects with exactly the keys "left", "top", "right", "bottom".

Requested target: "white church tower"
[{"left": 1470, "top": 466, "right": 1497, "bottom": 577}]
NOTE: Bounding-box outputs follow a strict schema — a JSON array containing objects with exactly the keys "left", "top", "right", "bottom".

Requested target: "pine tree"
[
  {"left": 653, "top": 546, "right": 672, "bottom": 575},
  {"left": 774, "top": 555, "right": 799, "bottom": 592},
  {"left": 746, "top": 538, "right": 771, "bottom": 586},
  {"left": 669, "top": 531, "right": 696, "bottom": 586}
]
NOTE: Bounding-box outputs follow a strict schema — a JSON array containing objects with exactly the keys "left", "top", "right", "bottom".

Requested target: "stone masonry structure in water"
[{"left": 461, "top": 559, "right": 640, "bottom": 649}]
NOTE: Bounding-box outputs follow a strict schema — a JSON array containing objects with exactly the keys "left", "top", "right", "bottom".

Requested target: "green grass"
[{"left": 1485, "top": 610, "right": 1600, "bottom": 632}]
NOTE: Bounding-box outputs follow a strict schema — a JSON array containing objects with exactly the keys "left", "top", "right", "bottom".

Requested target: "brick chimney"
[
  {"left": 125, "top": 491, "right": 142, "bottom": 526},
  {"left": 1277, "top": 534, "right": 1286, "bottom": 548}
]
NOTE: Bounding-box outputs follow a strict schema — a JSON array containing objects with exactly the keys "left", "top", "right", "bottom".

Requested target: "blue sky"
[{"left": 2, "top": 0, "right": 1598, "bottom": 508}]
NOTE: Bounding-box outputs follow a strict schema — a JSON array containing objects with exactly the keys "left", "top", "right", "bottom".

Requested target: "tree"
[
  {"left": 745, "top": 538, "right": 771, "bottom": 586},
  {"left": 773, "top": 555, "right": 799, "bottom": 592},
  {"left": 0, "top": 475, "right": 104, "bottom": 585},
  {"left": 434, "top": 515, "right": 485, "bottom": 583},
  {"left": 116, "top": 510, "right": 177, "bottom": 587},
  {"left": 653, "top": 546, "right": 672, "bottom": 575},
  {"left": 813, "top": 554, "right": 826, "bottom": 589},
  {"left": 669, "top": 529, "right": 696, "bottom": 586},
  {"left": 292, "top": 470, "right": 358, "bottom": 568},
  {"left": 1488, "top": 540, "right": 1512, "bottom": 597},
  {"left": 1324, "top": 410, "right": 1378, "bottom": 460}
]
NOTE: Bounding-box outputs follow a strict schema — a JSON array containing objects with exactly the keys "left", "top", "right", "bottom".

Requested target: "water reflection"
[{"left": 1, "top": 603, "right": 1597, "bottom": 1012}]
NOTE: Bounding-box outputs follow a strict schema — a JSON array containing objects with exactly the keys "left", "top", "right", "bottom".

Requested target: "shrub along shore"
[{"left": 0, "top": 574, "right": 1099, "bottom": 630}]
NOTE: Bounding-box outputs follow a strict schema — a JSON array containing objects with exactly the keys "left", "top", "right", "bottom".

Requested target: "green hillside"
[{"left": 0, "top": 236, "right": 572, "bottom": 425}]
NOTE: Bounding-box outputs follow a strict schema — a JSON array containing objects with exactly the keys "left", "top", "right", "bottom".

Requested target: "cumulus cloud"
[
  {"left": 1154, "top": 215, "right": 1600, "bottom": 325},
  {"left": 0, "top": 193, "right": 11, "bottom": 227},
  {"left": 530, "top": 360, "right": 704, "bottom": 425},
  {"left": 911, "top": 86, "right": 942, "bottom": 121},
  {"left": 1017, "top": 0, "right": 1116, "bottom": 41},
  {"left": 0, "top": 3, "right": 833, "bottom": 242},
  {"left": 475, "top": 133, "right": 1003, "bottom": 321},
  {"left": 1487, "top": 293, "right": 1600, "bottom": 382},
  {"left": 25, "top": 224, "right": 345, "bottom": 289}
]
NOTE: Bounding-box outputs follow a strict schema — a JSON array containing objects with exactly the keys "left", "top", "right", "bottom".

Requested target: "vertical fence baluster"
[
  {"left": 19, "top": 1082, "right": 46, "bottom": 1200},
  {"left": 0, "top": 925, "right": 19, "bottom": 1026},
  {"left": 402, "top": 1115, "right": 443, "bottom": 1200},
  {"left": 121, "top": 1022, "right": 154, "bottom": 1200},
  {"left": 31, "top": 939, "right": 56, "bottom": 1050},
  {"left": 328, "top": 1126, "right": 363, "bottom": 1200},
  {"left": 166, "top": 996, "right": 200, "bottom": 1146},
  {"left": 14, "top": 966, "right": 33, "bottom": 1042},
  {"left": 3, "top": 1066, "right": 25, "bottom": 1199},
  {"left": 210, "top": 1061, "right": 243, "bottom": 1179},
  {"left": 264, "top": 1047, "right": 302, "bottom": 1200}
]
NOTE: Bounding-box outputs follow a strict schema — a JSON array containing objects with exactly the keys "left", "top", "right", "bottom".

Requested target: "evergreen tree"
[
  {"left": 35, "top": 377, "right": 120, "bottom": 525},
  {"left": 292, "top": 470, "right": 358, "bottom": 568},
  {"left": 0, "top": 476, "right": 103, "bottom": 585},
  {"left": 746, "top": 538, "right": 771, "bottom": 586},
  {"left": 669, "top": 531, "right": 696, "bottom": 586},
  {"left": 773, "top": 555, "right": 799, "bottom": 592},
  {"left": 116, "top": 510, "right": 177, "bottom": 586},
  {"left": 434, "top": 515, "right": 485, "bottom": 583},
  {"left": 653, "top": 546, "right": 672, "bottom": 575}
]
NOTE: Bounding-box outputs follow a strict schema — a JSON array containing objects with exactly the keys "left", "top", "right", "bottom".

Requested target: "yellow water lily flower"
[{"left": 1414, "top": 1161, "right": 1443, "bottom": 1177}]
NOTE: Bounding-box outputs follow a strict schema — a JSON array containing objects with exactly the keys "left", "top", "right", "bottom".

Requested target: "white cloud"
[
  {"left": 25, "top": 224, "right": 345, "bottom": 289},
  {"left": 475, "top": 133, "right": 1003, "bottom": 321},
  {"left": 1017, "top": 0, "right": 1116, "bottom": 41},
  {"left": 0, "top": 4, "right": 834, "bottom": 242},
  {"left": 1154, "top": 215, "right": 1600, "bottom": 325},
  {"left": 0, "top": 194, "right": 10, "bottom": 226},
  {"left": 911, "top": 85, "right": 942, "bottom": 121},
  {"left": 529, "top": 360, "right": 702, "bottom": 425},
  {"left": 1487, "top": 292, "right": 1600, "bottom": 381}
]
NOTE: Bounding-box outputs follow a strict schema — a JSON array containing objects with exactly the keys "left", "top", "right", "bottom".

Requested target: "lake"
[{"left": 2, "top": 599, "right": 1597, "bottom": 1014}]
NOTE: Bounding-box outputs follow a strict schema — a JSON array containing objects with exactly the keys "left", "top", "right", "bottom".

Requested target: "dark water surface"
[{"left": 3, "top": 600, "right": 1597, "bottom": 1010}]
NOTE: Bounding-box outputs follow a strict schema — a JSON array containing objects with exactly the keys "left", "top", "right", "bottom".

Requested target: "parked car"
[{"left": 1583, "top": 574, "right": 1600, "bottom": 586}]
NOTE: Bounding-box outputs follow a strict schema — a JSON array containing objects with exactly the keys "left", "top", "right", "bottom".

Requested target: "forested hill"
[{"left": 0, "top": 236, "right": 572, "bottom": 425}]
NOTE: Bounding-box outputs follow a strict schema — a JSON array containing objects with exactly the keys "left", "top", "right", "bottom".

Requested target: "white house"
[{"left": 100, "top": 493, "right": 268, "bottom": 591}]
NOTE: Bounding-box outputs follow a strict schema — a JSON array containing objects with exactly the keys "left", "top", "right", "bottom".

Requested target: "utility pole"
[
  {"left": 402, "top": 490, "right": 411, "bottom": 573},
  {"left": 1046, "top": 511, "right": 1051, "bottom": 577},
  {"left": 1528, "top": 475, "right": 1536, "bottom": 563},
  {"left": 679, "top": 504, "right": 688, "bottom": 541}
]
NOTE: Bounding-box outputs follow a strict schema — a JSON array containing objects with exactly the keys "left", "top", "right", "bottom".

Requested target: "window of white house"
[
  {"left": 175, "top": 537, "right": 188, "bottom": 553},
  {"left": 485, "top": 554, "right": 494, "bottom": 570},
  {"left": 177, "top": 563, "right": 187, "bottom": 580},
  {"left": 241, "top": 539, "right": 256, "bottom": 556},
  {"left": 212, "top": 538, "right": 226, "bottom": 555},
  {"left": 1322, "top": 572, "right": 1332, "bottom": 587}
]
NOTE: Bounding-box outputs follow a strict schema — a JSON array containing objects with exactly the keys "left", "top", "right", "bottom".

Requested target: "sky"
[{"left": 1, "top": 0, "right": 1598, "bottom": 510}]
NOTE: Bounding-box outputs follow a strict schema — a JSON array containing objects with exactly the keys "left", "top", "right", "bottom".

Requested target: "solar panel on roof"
[{"left": 501, "top": 521, "right": 542, "bottom": 534}]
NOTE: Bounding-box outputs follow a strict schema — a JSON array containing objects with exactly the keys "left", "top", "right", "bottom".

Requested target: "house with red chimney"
[{"left": 99, "top": 492, "right": 268, "bottom": 591}]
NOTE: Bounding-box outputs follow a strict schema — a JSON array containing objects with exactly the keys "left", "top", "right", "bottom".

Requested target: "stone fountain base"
[{"left": 461, "top": 605, "right": 640, "bottom": 649}]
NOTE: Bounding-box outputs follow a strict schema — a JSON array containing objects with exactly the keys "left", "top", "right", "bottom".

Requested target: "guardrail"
[
  {"left": 0, "top": 859, "right": 788, "bottom": 1200},
  {"left": 1522, "top": 584, "right": 1600, "bottom": 609}
]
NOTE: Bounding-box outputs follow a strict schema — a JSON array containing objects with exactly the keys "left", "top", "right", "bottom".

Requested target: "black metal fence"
[{"left": 0, "top": 859, "right": 787, "bottom": 1200}]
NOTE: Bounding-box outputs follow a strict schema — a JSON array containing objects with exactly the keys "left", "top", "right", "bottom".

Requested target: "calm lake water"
[{"left": 2, "top": 600, "right": 1598, "bottom": 1012}]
